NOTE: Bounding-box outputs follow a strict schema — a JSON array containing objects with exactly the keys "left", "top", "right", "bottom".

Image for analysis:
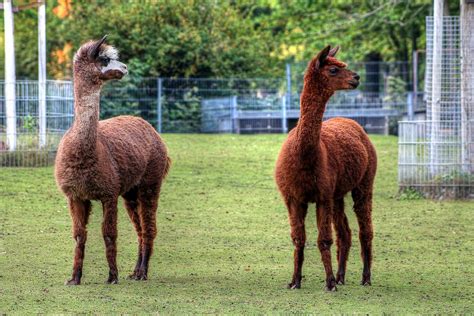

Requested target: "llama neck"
[
  {"left": 295, "top": 80, "right": 333, "bottom": 160},
  {"left": 71, "top": 75, "right": 102, "bottom": 151}
]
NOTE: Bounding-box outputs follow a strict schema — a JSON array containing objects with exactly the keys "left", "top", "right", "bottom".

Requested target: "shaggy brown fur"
[
  {"left": 55, "top": 36, "right": 170, "bottom": 285},
  {"left": 275, "top": 46, "right": 377, "bottom": 291}
]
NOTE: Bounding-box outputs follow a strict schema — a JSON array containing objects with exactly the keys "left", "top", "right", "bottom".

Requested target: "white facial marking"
[
  {"left": 101, "top": 59, "right": 127, "bottom": 75},
  {"left": 100, "top": 46, "right": 118, "bottom": 60}
]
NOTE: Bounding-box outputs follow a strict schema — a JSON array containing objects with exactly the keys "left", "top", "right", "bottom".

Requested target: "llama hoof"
[
  {"left": 361, "top": 280, "right": 371, "bottom": 286},
  {"left": 287, "top": 281, "right": 301, "bottom": 289},
  {"left": 336, "top": 275, "right": 345, "bottom": 285},
  {"left": 106, "top": 273, "right": 119, "bottom": 284},
  {"left": 135, "top": 274, "right": 147, "bottom": 281},
  {"left": 361, "top": 275, "right": 371, "bottom": 286},
  {"left": 325, "top": 277, "right": 337, "bottom": 292},
  {"left": 106, "top": 278, "right": 119, "bottom": 284},
  {"left": 132, "top": 270, "right": 147, "bottom": 281},
  {"left": 65, "top": 278, "right": 80, "bottom": 286}
]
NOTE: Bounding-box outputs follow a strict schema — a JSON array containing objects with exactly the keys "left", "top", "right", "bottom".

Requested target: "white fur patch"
[
  {"left": 101, "top": 46, "right": 119, "bottom": 60},
  {"left": 73, "top": 51, "right": 81, "bottom": 63}
]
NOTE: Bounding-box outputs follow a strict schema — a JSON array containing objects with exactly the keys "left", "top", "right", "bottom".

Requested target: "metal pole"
[
  {"left": 4, "top": 0, "right": 16, "bottom": 151},
  {"left": 157, "top": 78, "right": 162, "bottom": 133},
  {"left": 232, "top": 95, "right": 239, "bottom": 134},
  {"left": 281, "top": 96, "right": 287, "bottom": 133},
  {"left": 38, "top": 0, "right": 47, "bottom": 147},
  {"left": 461, "top": 0, "right": 474, "bottom": 172},
  {"left": 407, "top": 92, "right": 414, "bottom": 121},
  {"left": 286, "top": 63, "right": 292, "bottom": 111},
  {"left": 412, "top": 50, "right": 418, "bottom": 113},
  {"left": 430, "top": 0, "right": 444, "bottom": 175}
]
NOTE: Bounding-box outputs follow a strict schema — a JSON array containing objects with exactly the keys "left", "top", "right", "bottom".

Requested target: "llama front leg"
[
  {"left": 102, "top": 199, "right": 119, "bottom": 284},
  {"left": 66, "top": 199, "right": 91, "bottom": 285},
  {"left": 316, "top": 200, "right": 337, "bottom": 291},
  {"left": 333, "top": 199, "right": 352, "bottom": 285},
  {"left": 286, "top": 199, "right": 308, "bottom": 289}
]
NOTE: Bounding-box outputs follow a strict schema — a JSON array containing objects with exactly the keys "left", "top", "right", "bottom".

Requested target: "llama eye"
[
  {"left": 329, "top": 68, "right": 338, "bottom": 74},
  {"left": 98, "top": 57, "right": 110, "bottom": 66}
]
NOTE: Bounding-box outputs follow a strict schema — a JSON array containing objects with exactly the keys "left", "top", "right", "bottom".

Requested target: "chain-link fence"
[
  {"left": 1, "top": 59, "right": 415, "bottom": 167},
  {"left": 398, "top": 16, "right": 474, "bottom": 199},
  {"left": 0, "top": 80, "right": 73, "bottom": 166},
  {"left": 289, "top": 61, "right": 414, "bottom": 133}
]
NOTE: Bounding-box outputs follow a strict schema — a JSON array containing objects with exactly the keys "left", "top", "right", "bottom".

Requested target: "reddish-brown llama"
[
  {"left": 275, "top": 45, "right": 377, "bottom": 291},
  {"left": 55, "top": 36, "right": 170, "bottom": 285}
]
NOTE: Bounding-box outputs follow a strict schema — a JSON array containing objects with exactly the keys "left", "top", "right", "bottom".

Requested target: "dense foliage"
[{"left": 0, "top": 1, "right": 461, "bottom": 79}]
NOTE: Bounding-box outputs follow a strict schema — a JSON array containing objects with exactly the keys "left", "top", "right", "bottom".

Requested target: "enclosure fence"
[
  {"left": 1, "top": 60, "right": 414, "bottom": 167},
  {"left": 0, "top": 80, "right": 73, "bottom": 166},
  {"left": 398, "top": 16, "right": 474, "bottom": 199}
]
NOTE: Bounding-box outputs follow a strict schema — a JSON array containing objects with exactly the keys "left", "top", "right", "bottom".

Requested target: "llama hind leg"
[
  {"left": 66, "top": 198, "right": 91, "bottom": 285},
  {"left": 316, "top": 200, "right": 337, "bottom": 291},
  {"left": 101, "top": 198, "right": 119, "bottom": 284},
  {"left": 333, "top": 198, "right": 351, "bottom": 285},
  {"left": 123, "top": 188, "right": 143, "bottom": 280},
  {"left": 352, "top": 188, "right": 374, "bottom": 286},
  {"left": 286, "top": 199, "right": 308, "bottom": 289},
  {"left": 135, "top": 188, "right": 160, "bottom": 280}
]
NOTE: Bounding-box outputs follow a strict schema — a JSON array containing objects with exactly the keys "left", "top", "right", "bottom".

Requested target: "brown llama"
[
  {"left": 55, "top": 36, "right": 170, "bottom": 285},
  {"left": 275, "top": 46, "right": 377, "bottom": 292}
]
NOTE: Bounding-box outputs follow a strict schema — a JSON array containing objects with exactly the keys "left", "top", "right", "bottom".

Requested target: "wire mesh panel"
[
  {"left": 100, "top": 77, "right": 286, "bottom": 133},
  {"left": 0, "top": 62, "right": 417, "bottom": 167},
  {"left": 399, "top": 120, "right": 472, "bottom": 198},
  {"left": 288, "top": 61, "right": 411, "bottom": 133},
  {"left": 290, "top": 61, "right": 411, "bottom": 96},
  {"left": 399, "top": 16, "right": 473, "bottom": 199},
  {"left": 160, "top": 78, "right": 285, "bottom": 133},
  {"left": 0, "top": 80, "right": 73, "bottom": 167},
  {"left": 101, "top": 77, "right": 158, "bottom": 127},
  {"left": 425, "top": 16, "right": 461, "bottom": 122}
]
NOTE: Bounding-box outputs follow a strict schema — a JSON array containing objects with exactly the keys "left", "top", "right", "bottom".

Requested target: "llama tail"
[{"left": 163, "top": 155, "right": 172, "bottom": 178}]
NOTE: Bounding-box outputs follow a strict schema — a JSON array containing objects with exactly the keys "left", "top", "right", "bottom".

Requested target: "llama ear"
[
  {"left": 314, "top": 45, "right": 331, "bottom": 70},
  {"left": 328, "top": 45, "right": 340, "bottom": 57},
  {"left": 88, "top": 35, "right": 108, "bottom": 60}
]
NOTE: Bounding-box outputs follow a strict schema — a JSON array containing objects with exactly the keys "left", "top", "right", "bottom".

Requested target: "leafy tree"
[
  {"left": 0, "top": 0, "right": 461, "bottom": 79},
  {"left": 46, "top": 0, "right": 278, "bottom": 79},
  {"left": 250, "top": 0, "right": 459, "bottom": 64}
]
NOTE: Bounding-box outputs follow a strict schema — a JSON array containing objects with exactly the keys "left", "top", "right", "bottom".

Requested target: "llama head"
[
  {"left": 73, "top": 35, "right": 128, "bottom": 83},
  {"left": 305, "top": 45, "right": 360, "bottom": 92}
]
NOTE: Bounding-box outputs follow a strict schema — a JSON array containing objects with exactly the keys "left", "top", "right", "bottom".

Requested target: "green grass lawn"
[{"left": 0, "top": 134, "right": 473, "bottom": 314}]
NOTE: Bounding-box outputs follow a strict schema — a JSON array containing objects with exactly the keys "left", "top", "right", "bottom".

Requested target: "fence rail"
[{"left": 1, "top": 60, "right": 417, "bottom": 167}]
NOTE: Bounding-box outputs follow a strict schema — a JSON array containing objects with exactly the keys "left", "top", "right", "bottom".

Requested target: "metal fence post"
[
  {"left": 407, "top": 92, "right": 414, "bottom": 120},
  {"left": 412, "top": 50, "right": 418, "bottom": 114},
  {"left": 286, "top": 63, "right": 292, "bottom": 111},
  {"left": 231, "top": 95, "right": 239, "bottom": 134},
  {"left": 281, "top": 96, "right": 287, "bottom": 133},
  {"left": 4, "top": 0, "right": 17, "bottom": 151},
  {"left": 157, "top": 77, "right": 162, "bottom": 133},
  {"left": 38, "top": 0, "right": 47, "bottom": 148}
]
